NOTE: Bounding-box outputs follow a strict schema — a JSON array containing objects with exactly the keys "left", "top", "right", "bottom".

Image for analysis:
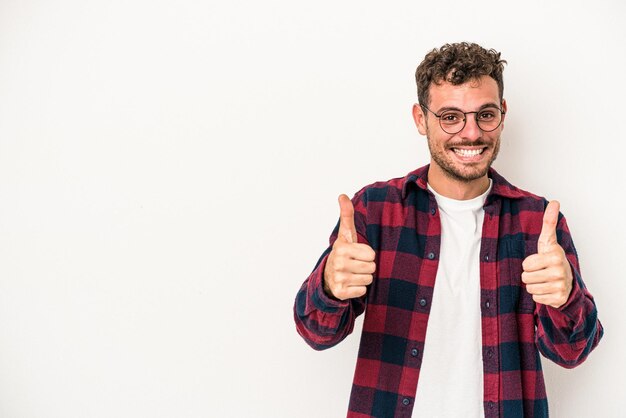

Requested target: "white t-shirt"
[{"left": 412, "top": 180, "right": 492, "bottom": 418}]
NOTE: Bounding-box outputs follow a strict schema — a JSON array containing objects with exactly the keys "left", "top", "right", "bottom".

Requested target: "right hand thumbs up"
[{"left": 323, "top": 194, "right": 376, "bottom": 300}]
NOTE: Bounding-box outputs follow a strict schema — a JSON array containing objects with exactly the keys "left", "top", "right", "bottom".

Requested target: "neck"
[{"left": 427, "top": 164, "right": 491, "bottom": 200}]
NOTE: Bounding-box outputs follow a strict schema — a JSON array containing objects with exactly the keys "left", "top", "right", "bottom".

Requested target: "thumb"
[
  {"left": 338, "top": 194, "right": 357, "bottom": 244},
  {"left": 538, "top": 200, "right": 560, "bottom": 253}
]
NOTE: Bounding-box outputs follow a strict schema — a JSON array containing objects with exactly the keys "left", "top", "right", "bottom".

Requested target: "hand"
[
  {"left": 522, "top": 201, "right": 573, "bottom": 309},
  {"left": 323, "top": 194, "right": 376, "bottom": 300}
]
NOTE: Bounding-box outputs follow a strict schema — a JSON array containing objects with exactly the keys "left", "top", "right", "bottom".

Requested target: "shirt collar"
[{"left": 401, "top": 164, "right": 526, "bottom": 200}]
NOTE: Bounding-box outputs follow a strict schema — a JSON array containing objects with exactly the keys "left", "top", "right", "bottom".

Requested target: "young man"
[{"left": 293, "top": 42, "right": 603, "bottom": 418}]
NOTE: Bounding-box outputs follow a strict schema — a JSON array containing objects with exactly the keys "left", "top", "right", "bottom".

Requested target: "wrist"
[{"left": 322, "top": 274, "right": 340, "bottom": 301}]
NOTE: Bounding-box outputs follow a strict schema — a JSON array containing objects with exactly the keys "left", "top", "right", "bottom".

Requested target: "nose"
[{"left": 459, "top": 115, "right": 482, "bottom": 141}]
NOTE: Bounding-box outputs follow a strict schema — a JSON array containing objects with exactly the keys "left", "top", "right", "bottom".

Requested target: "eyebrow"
[{"left": 435, "top": 102, "right": 501, "bottom": 113}]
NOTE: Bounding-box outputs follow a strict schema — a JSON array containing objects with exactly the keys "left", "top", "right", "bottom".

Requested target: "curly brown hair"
[{"left": 415, "top": 42, "right": 507, "bottom": 108}]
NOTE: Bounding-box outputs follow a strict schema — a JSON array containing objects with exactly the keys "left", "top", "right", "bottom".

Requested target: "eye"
[
  {"left": 478, "top": 109, "right": 497, "bottom": 121},
  {"left": 440, "top": 111, "right": 463, "bottom": 124}
]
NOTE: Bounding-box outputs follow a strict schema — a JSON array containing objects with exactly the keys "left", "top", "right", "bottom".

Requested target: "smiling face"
[{"left": 413, "top": 75, "right": 507, "bottom": 198}]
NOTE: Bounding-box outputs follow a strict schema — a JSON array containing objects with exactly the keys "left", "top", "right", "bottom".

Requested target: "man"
[{"left": 293, "top": 42, "right": 603, "bottom": 418}]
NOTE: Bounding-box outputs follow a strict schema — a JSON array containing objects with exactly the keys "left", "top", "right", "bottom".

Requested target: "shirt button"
[
  {"left": 411, "top": 348, "right": 419, "bottom": 357},
  {"left": 427, "top": 252, "right": 435, "bottom": 260},
  {"left": 484, "top": 254, "right": 490, "bottom": 261},
  {"left": 430, "top": 208, "right": 436, "bottom": 215},
  {"left": 419, "top": 298, "right": 427, "bottom": 307},
  {"left": 485, "top": 300, "right": 491, "bottom": 309},
  {"left": 488, "top": 401, "right": 495, "bottom": 409},
  {"left": 487, "top": 348, "right": 494, "bottom": 358},
  {"left": 402, "top": 398, "right": 410, "bottom": 406}
]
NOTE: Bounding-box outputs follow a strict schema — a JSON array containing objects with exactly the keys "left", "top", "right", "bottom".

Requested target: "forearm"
[
  {"left": 293, "top": 251, "right": 364, "bottom": 350},
  {"left": 535, "top": 263, "right": 603, "bottom": 368}
]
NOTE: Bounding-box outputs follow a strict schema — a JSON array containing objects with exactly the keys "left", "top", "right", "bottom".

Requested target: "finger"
[
  {"left": 339, "top": 243, "right": 376, "bottom": 262},
  {"left": 338, "top": 194, "right": 357, "bottom": 243},
  {"left": 531, "top": 293, "right": 567, "bottom": 308},
  {"left": 521, "top": 267, "right": 561, "bottom": 284},
  {"left": 525, "top": 281, "right": 556, "bottom": 295},
  {"left": 538, "top": 200, "right": 560, "bottom": 254},
  {"left": 341, "top": 259, "right": 376, "bottom": 274},
  {"left": 521, "top": 270, "right": 549, "bottom": 285},
  {"left": 340, "top": 286, "right": 368, "bottom": 300},
  {"left": 531, "top": 294, "right": 552, "bottom": 306},
  {"left": 522, "top": 253, "right": 551, "bottom": 272},
  {"left": 346, "top": 274, "right": 374, "bottom": 286}
]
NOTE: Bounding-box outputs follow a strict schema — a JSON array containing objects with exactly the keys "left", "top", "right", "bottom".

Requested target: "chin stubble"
[{"left": 426, "top": 131, "right": 501, "bottom": 182}]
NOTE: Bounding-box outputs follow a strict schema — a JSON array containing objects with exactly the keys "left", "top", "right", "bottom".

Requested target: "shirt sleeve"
[
  {"left": 293, "top": 190, "right": 370, "bottom": 351},
  {"left": 534, "top": 213, "right": 604, "bottom": 368}
]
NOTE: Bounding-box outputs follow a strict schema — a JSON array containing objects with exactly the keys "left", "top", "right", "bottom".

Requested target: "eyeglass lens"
[{"left": 439, "top": 107, "right": 502, "bottom": 134}]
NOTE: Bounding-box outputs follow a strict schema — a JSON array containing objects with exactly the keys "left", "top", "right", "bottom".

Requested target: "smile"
[{"left": 452, "top": 147, "right": 486, "bottom": 157}]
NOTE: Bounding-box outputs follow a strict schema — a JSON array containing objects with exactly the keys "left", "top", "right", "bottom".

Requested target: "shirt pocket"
[{"left": 500, "top": 238, "right": 536, "bottom": 314}]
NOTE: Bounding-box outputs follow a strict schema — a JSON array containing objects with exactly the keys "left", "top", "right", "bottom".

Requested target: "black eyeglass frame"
[{"left": 420, "top": 103, "right": 506, "bottom": 134}]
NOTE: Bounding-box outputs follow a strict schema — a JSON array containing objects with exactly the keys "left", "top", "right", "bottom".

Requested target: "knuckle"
[
  {"left": 326, "top": 274, "right": 338, "bottom": 287},
  {"left": 353, "top": 287, "right": 367, "bottom": 298},
  {"left": 323, "top": 266, "right": 334, "bottom": 281},
  {"left": 549, "top": 254, "right": 562, "bottom": 265},
  {"left": 335, "top": 290, "right": 347, "bottom": 301},
  {"left": 334, "top": 245, "right": 346, "bottom": 256},
  {"left": 334, "top": 259, "right": 345, "bottom": 271}
]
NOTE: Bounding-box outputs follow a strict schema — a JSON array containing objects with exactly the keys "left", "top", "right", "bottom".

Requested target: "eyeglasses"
[{"left": 420, "top": 104, "right": 505, "bottom": 134}]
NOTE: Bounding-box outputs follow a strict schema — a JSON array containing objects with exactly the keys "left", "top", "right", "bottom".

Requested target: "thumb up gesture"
[
  {"left": 323, "top": 195, "right": 376, "bottom": 300},
  {"left": 521, "top": 201, "right": 574, "bottom": 309}
]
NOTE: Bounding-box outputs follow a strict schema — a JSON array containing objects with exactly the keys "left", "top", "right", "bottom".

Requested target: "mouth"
[
  {"left": 452, "top": 147, "right": 485, "bottom": 156},
  {"left": 449, "top": 146, "right": 489, "bottom": 162}
]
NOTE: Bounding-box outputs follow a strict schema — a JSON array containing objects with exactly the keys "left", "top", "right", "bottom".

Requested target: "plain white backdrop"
[{"left": 0, "top": 0, "right": 624, "bottom": 417}]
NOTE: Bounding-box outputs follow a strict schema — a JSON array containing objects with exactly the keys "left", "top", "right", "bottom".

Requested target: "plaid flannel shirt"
[{"left": 294, "top": 165, "right": 603, "bottom": 418}]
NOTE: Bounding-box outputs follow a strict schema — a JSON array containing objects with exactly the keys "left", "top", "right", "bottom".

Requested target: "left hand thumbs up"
[{"left": 521, "top": 201, "right": 573, "bottom": 309}]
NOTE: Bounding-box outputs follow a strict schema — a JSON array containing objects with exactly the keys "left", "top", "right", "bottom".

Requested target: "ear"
[
  {"left": 500, "top": 99, "right": 508, "bottom": 130},
  {"left": 412, "top": 103, "right": 428, "bottom": 136}
]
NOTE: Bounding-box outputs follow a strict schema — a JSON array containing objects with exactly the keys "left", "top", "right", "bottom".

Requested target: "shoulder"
[
  {"left": 353, "top": 176, "right": 406, "bottom": 204},
  {"left": 490, "top": 168, "right": 548, "bottom": 210},
  {"left": 352, "top": 165, "right": 428, "bottom": 206},
  {"left": 489, "top": 169, "right": 576, "bottom": 240}
]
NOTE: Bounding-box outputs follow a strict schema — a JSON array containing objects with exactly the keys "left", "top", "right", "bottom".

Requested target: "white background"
[{"left": 0, "top": 1, "right": 624, "bottom": 417}]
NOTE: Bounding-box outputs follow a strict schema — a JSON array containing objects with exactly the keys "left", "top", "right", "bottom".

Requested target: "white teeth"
[{"left": 453, "top": 148, "right": 483, "bottom": 157}]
